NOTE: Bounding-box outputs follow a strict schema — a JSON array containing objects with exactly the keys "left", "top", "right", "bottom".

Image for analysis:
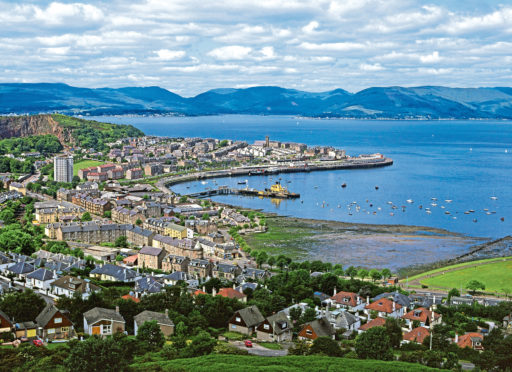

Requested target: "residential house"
[
  {"left": 228, "top": 305, "right": 264, "bottom": 335},
  {"left": 457, "top": 333, "right": 484, "bottom": 350},
  {"left": 51, "top": 275, "right": 100, "bottom": 299},
  {"left": 35, "top": 304, "right": 75, "bottom": 341},
  {"left": 358, "top": 317, "right": 387, "bottom": 333},
  {"left": 365, "top": 298, "right": 404, "bottom": 319},
  {"left": 14, "top": 321, "right": 38, "bottom": 339},
  {"left": 5, "top": 261, "right": 34, "bottom": 280},
  {"left": 126, "top": 226, "right": 155, "bottom": 247},
  {"left": 402, "top": 307, "right": 441, "bottom": 329},
  {"left": 90, "top": 264, "right": 138, "bottom": 282},
  {"left": 126, "top": 168, "right": 143, "bottom": 180},
  {"left": 9, "top": 182, "right": 26, "bottom": 196},
  {"left": 256, "top": 312, "right": 292, "bottom": 342},
  {"left": 164, "top": 223, "right": 189, "bottom": 238},
  {"left": 450, "top": 296, "right": 474, "bottom": 306},
  {"left": 329, "top": 291, "right": 363, "bottom": 312},
  {"left": 373, "top": 291, "right": 411, "bottom": 309},
  {"left": 162, "top": 255, "right": 190, "bottom": 273},
  {"left": 327, "top": 309, "right": 361, "bottom": 335},
  {"left": 217, "top": 287, "right": 247, "bottom": 303},
  {"left": 0, "top": 310, "right": 13, "bottom": 333},
  {"left": 188, "top": 259, "right": 212, "bottom": 279},
  {"left": 298, "top": 317, "right": 336, "bottom": 341},
  {"left": 134, "top": 310, "right": 174, "bottom": 337},
  {"left": 212, "top": 263, "right": 242, "bottom": 280},
  {"left": 403, "top": 326, "right": 430, "bottom": 344},
  {"left": 134, "top": 276, "right": 164, "bottom": 296},
  {"left": 26, "top": 268, "right": 58, "bottom": 291},
  {"left": 83, "top": 307, "right": 125, "bottom": 336},
  {"left": 162, "top": 271, "right": 189, "bottom": 286},
  {"left": 138, "top": 246, "right": 165, "bottom": 270}
]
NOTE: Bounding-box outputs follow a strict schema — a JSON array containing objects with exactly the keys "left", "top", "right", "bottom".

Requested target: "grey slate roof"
[
  {"left": 373, "top": 291, "right": 411, "bottom": 308},
  {"left": 84, "top": 307, "right": 125, "bottom": 324},
  {"left": 164, "top": 271, "right": 188, "bottom": 281},
  {"left": 305, "top": 317, "right": 335, "bottom": 337},
  {"left": 265, "top": 312, "right": 291, "bottom": 335},
  {"left": 135, "top": 276, "right": 163, "bottom": 293},
  {"left": 134, "top": 310, "right": 174, "bottom": 327},
  {"left": 91, "top": 264, "right": 137, "bottom": 281},
  {"left": 7, "top": 261, "right": 34, "bottom": 274},
  {"left": 26, "top": 268, "right": 57, "bottom": 281},
  {"left": 236, "top": 305, "right": 264, "bottom": 328},
  {"left": 139, "top": 246, "right": 163, "bottom": 256}
]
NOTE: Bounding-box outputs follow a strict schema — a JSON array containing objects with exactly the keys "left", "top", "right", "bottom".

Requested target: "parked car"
[
  {"left": 244, "top": 340, "right": 253, "bottom": 348},
  {"left": 32, "top": 339, "right": 43, "bottom": 347}
]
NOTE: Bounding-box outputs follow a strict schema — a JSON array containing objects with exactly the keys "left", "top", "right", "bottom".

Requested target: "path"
[{"left": 230, "top": 340, "right": 288, "bottom": 357}]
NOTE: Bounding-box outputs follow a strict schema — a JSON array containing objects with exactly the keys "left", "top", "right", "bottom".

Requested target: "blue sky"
[{"left": 1, "top": 0, "right": 511, "bottom": 96}]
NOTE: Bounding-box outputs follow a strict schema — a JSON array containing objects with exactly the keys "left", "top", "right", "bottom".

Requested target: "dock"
[{"left": 183, "top": 185, "right": 300, "bottom": 199}]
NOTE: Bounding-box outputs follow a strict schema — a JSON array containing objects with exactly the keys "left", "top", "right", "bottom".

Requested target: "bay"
[{"left": 92, "top": 115, "right": 512, "bottom": 239}]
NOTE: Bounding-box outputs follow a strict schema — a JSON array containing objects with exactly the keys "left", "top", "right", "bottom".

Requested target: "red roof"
[
  {"left": 365, "top": 298, "right": 402, "bottom": 313},
  {"left": 123, "top": 255, "right": 138, "bottom": 264},
  {"left": 359, "top": 317, "right": 386, "bottom": 331},
  {"left": 457, "top": 333, "right": 483, "bottom": 349},
  {"left": 330, "top": 291, "right": 360, "bottom": 307},
  {"left": 194, "top": 289, "right": 207, "bottom": 296},
  {"left": 121, "top": 294, "right": 140, "bottom": 303},
  {"left": 403, "top": 326, "right": 430, "bottom": 344},
  {"left": 217, "top": 288, "right": 246, "bottom": 300},
  {"left": 402, "top": 307, "right": 440, "bottom": 323}
]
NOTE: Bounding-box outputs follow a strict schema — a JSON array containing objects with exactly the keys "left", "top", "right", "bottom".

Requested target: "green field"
[
  {"left": 73, "top": 160, "right": 105, "bottom": 176},
  {"left": 419, "top": 258, "right": 512, "bottom": 294},
  {"left": 129, "top": 354, "right": 442, "bottom": 372}
]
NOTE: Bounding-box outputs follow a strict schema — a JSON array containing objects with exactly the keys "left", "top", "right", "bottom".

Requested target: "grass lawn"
[
  {"left": 419, "top": 259, "right": 512, "bottom": 294},
  {"left": 258, "top": 342, "right": 282, "bottom": 350},
  {"left": 73, "top": 160, "right": 105, "bottom": 176},
  {"left": 222, "top": 331, "right": 246, "bottom": 341}
]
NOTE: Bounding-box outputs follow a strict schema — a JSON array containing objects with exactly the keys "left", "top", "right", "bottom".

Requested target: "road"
[{"left": 230, "top": 340, "right": 288, "bottom": 357}]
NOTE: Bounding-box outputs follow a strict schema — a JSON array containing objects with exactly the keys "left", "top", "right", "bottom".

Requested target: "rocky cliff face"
[{"left": 0, "top": 114, "right": 74, "bottom": 145}]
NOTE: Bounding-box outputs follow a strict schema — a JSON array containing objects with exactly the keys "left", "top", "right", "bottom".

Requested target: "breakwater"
[{"left": 157, "top": 157, "right": 393, "bottom": 193}]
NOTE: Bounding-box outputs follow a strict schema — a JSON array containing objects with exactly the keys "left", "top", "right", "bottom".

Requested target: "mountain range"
[{"left": 1, "top": 83, "right": 512, "bottom": 119}]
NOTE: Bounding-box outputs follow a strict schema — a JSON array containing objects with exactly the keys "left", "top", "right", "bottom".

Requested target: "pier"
[{"left": 183, "top": 185, "right": 300, "bottom": 199}]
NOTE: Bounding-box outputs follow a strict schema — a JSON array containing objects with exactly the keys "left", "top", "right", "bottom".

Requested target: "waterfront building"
[{"left": 54, "top": 155, "right": 73, "bottom": 183}]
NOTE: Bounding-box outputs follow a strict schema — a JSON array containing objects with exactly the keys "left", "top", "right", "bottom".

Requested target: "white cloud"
[
  {"left": 154, "top": 49, "right": 186, "bottom": 61},
  {"left": 419, "top": 51, "right": 441, "bottom": 63},
  {"left": 302, "top": 21, "right": 319, "bottom": 34},
  {"left": 299, "top": 41, "right": 365, "bottom": 51},
  {"left": 208, "top": 45, "right": 253, "bottom": 60},
  {"left": 360, "top": 63, "right": 384, "bottom": 71}
]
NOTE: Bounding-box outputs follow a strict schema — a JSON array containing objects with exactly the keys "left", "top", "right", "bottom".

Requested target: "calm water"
[{"left": 93, "top": 115, "right": 512, "bottom": 239}]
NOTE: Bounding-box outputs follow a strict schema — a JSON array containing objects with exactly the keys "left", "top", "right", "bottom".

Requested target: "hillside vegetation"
[
  {"left": 0, "top": 114, "right": 144, "bottom": 152},
  {"left": 130, "top": 354, "right": 444, "bottom": 372}
]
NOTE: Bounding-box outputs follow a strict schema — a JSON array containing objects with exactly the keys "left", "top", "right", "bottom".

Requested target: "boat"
[
  {"left": 490, "top": 196, "right": 498, "bottom": 200},
  {"left": 445, "top": 211, "right": 450, "bottom": 215},
  {"left": 375, "top": 186, "right": 379, "bottom": 190},
  {"left": 431, "top": 197, "right": 437, "bottom": 201},
  {"left": 238, "top": 180, "right": 247, "bottom": 185},
  {"left": 445, "top": 200, "right": 453, "bottom": 203},
  {"left": 431, "top": 203, "right": 437, "bottom": 207},
  {"left": 406, "top": 199, "right": 413, "bottom": 203},
  {"left": 426, "top": 210, "right": 432, "bottom": 214},
  {"left": 473, "top": 219, "right": 478, "bottom": 223},
  {"left": 341, "top": 183, "right": 347, "bottom": 188},
  {"left": 464, "top": 211, "right": 470, "bottom": 214},
  {"left": 469, "top": 209, "right": 475, "bottom": 213},
  {"left": 501, "top": 217, "right": 505, "bottom": 221},
  {"left": 389, "top": 212, "right": 394, "bottom": 216}
]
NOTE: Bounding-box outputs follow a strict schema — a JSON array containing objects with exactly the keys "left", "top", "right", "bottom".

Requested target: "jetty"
[{"left": 183, "top": 183, "right": 300, "bottom": 200}]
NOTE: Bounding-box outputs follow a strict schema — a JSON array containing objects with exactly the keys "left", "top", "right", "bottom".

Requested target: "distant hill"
[{"left": 1, "top": 83, "right": 512, "bottom": 119}]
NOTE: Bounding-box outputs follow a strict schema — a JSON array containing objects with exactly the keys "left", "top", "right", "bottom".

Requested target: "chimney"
[
  {"left": 165, "top": 309, "right": 169, "bottom": 317},
  {"left": 366, "top": 296, "right": 369, "bottom": 305},
  {"left": 115, "top": 306, "right": 119, "bottom": 313},
  {"left": 392, "top": 301, "right": 396, "bottom": 312},
  {"left": 212, "top": 287, "right": 217, "bottom": 296},
  {"left": 333, "top": 287, "right": 337, "bottom": 296},
  {"left": 455, "top": 334, "right": 459, "bottom": 343},
  {"left": 202, "top": 286, "right": 206, "bottom": 293},
  {"left": 409, "top": 321, "right": 412, "bottom": 331},
  {"left": 232, "top": 283, "right": 236, "bottom": 290}
]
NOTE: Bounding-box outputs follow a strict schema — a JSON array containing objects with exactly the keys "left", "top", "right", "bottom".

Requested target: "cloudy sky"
[{"left": 1, "top": 0, "right": 511, "bottom": 96}]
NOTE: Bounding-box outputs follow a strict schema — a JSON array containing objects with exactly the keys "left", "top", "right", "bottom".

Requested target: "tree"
[
  {"left": 310, "top": 336, "right": 343, "bottom": 357},
  {"left": 345, "top": 266, "right": 357, "bottom": 279},
  {"left": 64, "top": 335, "right": 133, "bottom": 372},
  {"left": 180, "top": 331, "right": 217, "bottom": 358},
  {"left": 115, "top": 236, "right": 128, "bottom": 248},
  {"left": 381, "top": 268, "right": 392, "bottom": 280},
  {"left": 103, "top": 210, "right": 112, "bottom": 218},
  {"left": 135, "top": 218, "right": 142, "bottom": 226},
  {"left": 201, "top": 213, "right": 210, "bottom": 220},
  {"left": 267, "top": 256, "right": 276, "bottom": 269},
  {"left": 0, "top": 289, "right": 46, "bottom": 322},
  {"left": 384, "top": 318, "right": 402, "bottom": 348},
  {"left": 443, "top": 352, "right": 460, "bottom": 370},
  {"left": 289, "top": 307, "right": 302, "bottom": 323},
  {"left": 136, "top": 320, "right": 165, "bottom": 350},
  {"left": 355, "top": 327, "right": 393, "bottom": 360},
  {"left": 357, "top": 268, "right": 369, "bottom": 281},
  {"left": 466, "top": 280, "right": 485, "bottom": 294},
  {"left": 423, "top": 350, "right": 443, "bottom": 369},
  {"left": 300, "top": 308, "right": 318, "bottom": 324},
  {"left": 447, "top": 288, "right": 460, "bottom": 302},
  {"left": 369, "top": 269, "right": 382, "bottom": 282},
  {"left": 256, "top": 251, "right": 268, "bottom": 268},
  {"left": 81, "top": 212, "right": 92, "bottom": 222}
]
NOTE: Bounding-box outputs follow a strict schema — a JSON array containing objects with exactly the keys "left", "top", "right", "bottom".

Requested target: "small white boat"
[
  {"left": 390, "top": 212, "right": 394, "bottom": 216},
  {"left": 406, "top": 199, "right": 413, "bottom": 203},
  {"left": 426, "top": 210, "right": 432, "bottom": 214},
  {"left": 431, "top": 203, "right": 437, "bottom": 207},
  {"left": 431, "top": 197, "right": 437, "bottom": 201},
  {"left": 490, "top": 196, "right": 498, "bottom": 200},
  {"left": 445, "top": 200, "right": 452, "bottom": 203}
]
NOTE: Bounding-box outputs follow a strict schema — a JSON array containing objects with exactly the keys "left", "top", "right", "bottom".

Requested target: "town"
[{"left": 0, "top": 116, "right": 510, "bottom": 371}]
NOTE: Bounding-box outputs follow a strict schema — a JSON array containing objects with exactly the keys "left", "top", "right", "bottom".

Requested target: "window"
[
  {"left": 48, "top": 328, "right": 55, "bottom": 334},
  {"left": 61, "top": 327, "right": 69, "bottom": 333},
  {"left": 306, "top": 330, "right": 313, "bottom": 335},
  {"left": 263, "top": 324, "right": 270, "bottom": 330},
  {"left": 235, "top": 317, "right": 241, "bottom": 323},
  {"left": 231, "top": 325, "right": 236, "bottom": 329},
  {"left": 103, "top": 324, "right": 112, "bottom": 334},
  {"left": 54, "top": 317, "right": 62, "bottom": 324}
]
